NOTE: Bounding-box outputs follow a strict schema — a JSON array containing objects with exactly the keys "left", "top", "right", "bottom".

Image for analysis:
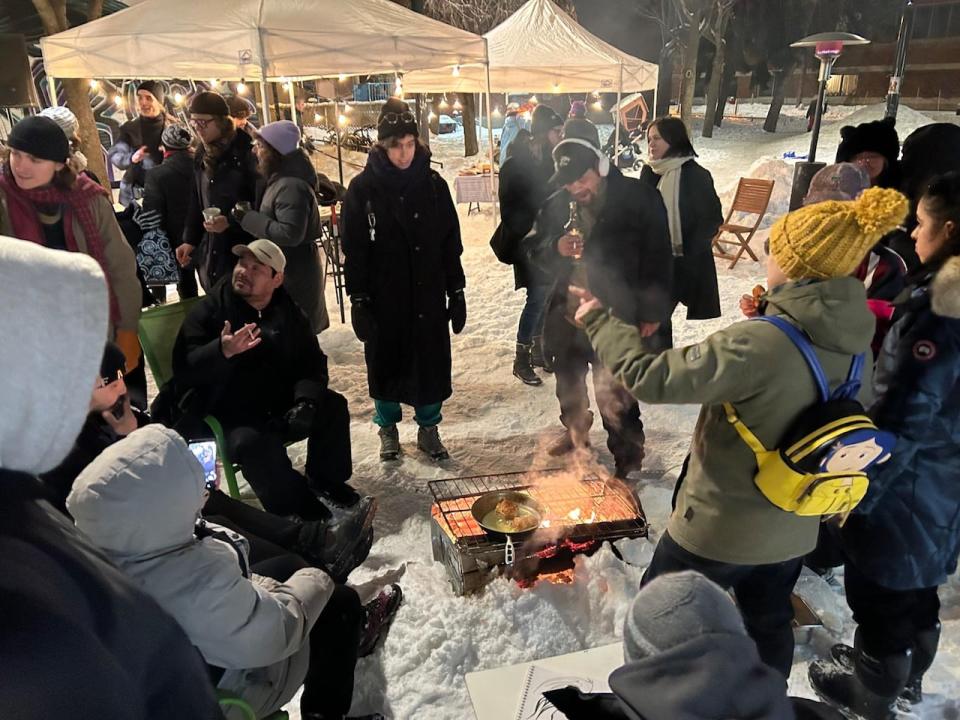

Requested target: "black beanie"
[
  {"left": 835, "top": 117, "right": 900, "bottom": 169},
  {"left": 189, "top": 91, "right": 230, "bottom": 116},
  {"left": 8, "top": 116, "right": 70, "bottom": 163},
  {"left": 377, "top": 97, "right": 418, "bottom": 142},
  {"left": 531, "top": 104, "right": 564, "bottom": 138},
  {"left": 137, "top": 80, "right": 166, "bottom": 106}
]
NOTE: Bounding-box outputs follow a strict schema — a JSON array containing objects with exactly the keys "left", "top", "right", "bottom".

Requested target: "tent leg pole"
[
  {"left": 47, "top": 76, "right": 58, "bottom": 107},
  {"left": 259, "top": 81, "right": 271, "bottom": 123},
  {"left": 334, "top": 98, "right": 344, "bottom": 187},
  {"left": 614, "top": 63, "right": 623, "bottom": 162},
  {"left": 288, "top": 81, "right": 297, "bottom": 126},
  {"left": 484, "top": 54, "right": 497, "bottom": 225}
]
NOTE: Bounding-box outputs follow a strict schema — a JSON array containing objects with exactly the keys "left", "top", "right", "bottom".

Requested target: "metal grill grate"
[{"left": 428, "top": 469, "right": 646, "bottom": 551}]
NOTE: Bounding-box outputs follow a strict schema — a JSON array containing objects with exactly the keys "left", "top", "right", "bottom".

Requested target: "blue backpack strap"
[
  {"left": 754, "top": 316, "right": 830, "bottom": 402},
  {"left": 832, "top": 353, "right": 865, "bottom": 400}
]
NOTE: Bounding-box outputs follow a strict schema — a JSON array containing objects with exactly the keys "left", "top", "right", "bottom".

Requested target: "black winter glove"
[
  {"left": 231, "top": 201, "right": 252, "bottom": 223},
  {"left": 283, "top": 399, "right": 317, "bottom": 441},
  {"left": 448, "top": 289, "right": 467, "bottom": 334},
  {"left": 350, "top": 295, "right": 377, "bottom": 343}
]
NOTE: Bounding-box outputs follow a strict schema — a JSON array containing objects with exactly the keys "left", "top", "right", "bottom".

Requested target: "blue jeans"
[
  {"left": 373, "top": 400, "right": 443, "bottom": 428},
  {"left": 517, "top": 284, "right": 550, "bottom": 344}
]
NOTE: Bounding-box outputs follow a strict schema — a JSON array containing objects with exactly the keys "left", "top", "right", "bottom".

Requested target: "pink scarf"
[{"left": 0, "top": 169, "right": 120, "bottom": 323}]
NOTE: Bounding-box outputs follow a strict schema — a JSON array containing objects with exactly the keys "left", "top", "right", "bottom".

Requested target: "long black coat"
[
  {"left": 639, "top": 160, "right": 723, "bottom": 320},
  {"left": 141, "top": 149, "right": 193, "bottom": 249},
  {"left": 183, "top": 130, "right": 259, "bottom": 291},
  {"left": 495, "top": 131, "right": 555, "bottom": 290},
  {"left": 527, "top": 166, "right": 673, "bottom": 359},
  {"left": 171, "top": 277, "right": 328, "bottom": 425},
  {"left": 342, "top": 147, "right": 465, "bottom": 406}
]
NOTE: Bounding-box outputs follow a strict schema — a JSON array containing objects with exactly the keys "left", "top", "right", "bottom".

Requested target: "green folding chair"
[
  {"left": 217, "top": 690, "right": 289, "bottom": 720},
  {"left": 138, "top": 298, "right": 242, "bottom": 500}
]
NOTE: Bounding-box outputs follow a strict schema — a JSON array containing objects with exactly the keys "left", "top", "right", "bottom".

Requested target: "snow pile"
[{"left": 837, "top": 103, "right": 938, "bottom": 138}]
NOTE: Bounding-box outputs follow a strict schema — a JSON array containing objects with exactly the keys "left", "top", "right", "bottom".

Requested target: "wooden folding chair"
[{"left": 712, "top": 178, "right": 775, "bottom": 269}]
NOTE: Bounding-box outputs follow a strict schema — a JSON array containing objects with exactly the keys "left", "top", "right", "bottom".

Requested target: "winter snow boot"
[
  {"left": 531, "top": 335, "right": 552, "bottom": 373},
  {"left": 358, "top": 583, "right": 403, "bottom": 657},
  {"left": 810, "top": 636, "right": 911, "bottom": 720},
  {"left": 378, "top": 424, "right": 400, "bottom": 461},
  {"left": 312, "top": 481, "right": 363, "bottom": 509},
  {"left": 548, "top": 412, "right": 593, "bottom": 456},
  {"left": 296, "top": 496, "right": 377, "bottom": 582},
  {"left": 903, "top": 622, "right": 941, "bottom": 704},
  {"left": 513, "top": 342, "right": 542, "bottom": 386},
  {"left": 418, "top": 425, "right": 450, "bottom": 461}
]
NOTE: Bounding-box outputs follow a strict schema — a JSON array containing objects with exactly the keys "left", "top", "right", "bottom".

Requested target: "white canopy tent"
[
  {"left": 39, "top": 0, "right": 497, "bottom": 215},
  {"left": 402, "top": 0, "right": 657, "bottom": 152}
]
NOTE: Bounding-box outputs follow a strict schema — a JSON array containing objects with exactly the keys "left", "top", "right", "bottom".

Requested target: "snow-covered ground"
[{"left": 273, "top": 104, "right": 960, "bottom": 718}]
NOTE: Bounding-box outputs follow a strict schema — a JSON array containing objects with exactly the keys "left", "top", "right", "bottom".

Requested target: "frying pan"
[{"left": 470, "top": 490, "right": 544, "bottom": 541}]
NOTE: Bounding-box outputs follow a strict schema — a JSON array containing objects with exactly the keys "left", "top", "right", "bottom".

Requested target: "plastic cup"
[{"left": 202, "top": 207, "right": 222, "bottom": 223}]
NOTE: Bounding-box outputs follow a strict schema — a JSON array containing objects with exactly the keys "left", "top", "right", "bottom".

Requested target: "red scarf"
[{"left": 0, "top": 169, "right": 120, "bottom": 323}]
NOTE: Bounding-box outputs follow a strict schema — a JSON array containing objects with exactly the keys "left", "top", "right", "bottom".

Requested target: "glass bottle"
[{"left": 564, "top": 201, "right": 588, "bottom": 325}]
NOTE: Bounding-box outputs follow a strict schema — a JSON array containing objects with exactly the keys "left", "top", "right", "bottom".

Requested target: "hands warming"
[
  {"left": 221, "top": 320, "right": 261, "bottom": 358},
  {"left": 568, "top": 286, "right": 660, "bottom": 337}
]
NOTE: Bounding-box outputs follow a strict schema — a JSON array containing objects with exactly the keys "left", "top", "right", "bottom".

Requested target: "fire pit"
[{"left": 430, "top": 469, "right": 648, "bottom": 595}]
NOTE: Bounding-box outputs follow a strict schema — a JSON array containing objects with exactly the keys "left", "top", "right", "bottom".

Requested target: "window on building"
[{"left": 826, "top": 74, "right": 859, "bottom": 96}]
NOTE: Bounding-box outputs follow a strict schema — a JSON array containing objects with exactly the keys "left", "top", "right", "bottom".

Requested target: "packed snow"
[{"left": 223, "top": 104, "right": 960, "bottom": 718}]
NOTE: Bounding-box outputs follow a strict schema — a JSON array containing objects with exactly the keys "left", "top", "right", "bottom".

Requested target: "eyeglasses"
[
  {"left": 381, "top": 111, "right": 416, "bottom": 125},
  {"left": 190, "top": 117, "right": 214, "bottom": 130}
]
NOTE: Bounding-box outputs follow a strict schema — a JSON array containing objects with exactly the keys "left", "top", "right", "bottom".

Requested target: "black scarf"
[{"left": 367, "top": 144, "right": 431, "bottom": 194}]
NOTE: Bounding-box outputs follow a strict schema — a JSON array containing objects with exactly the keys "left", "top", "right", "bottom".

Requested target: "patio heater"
[{"left": 788, "top": 32, "right": 870, "bottom": 211}]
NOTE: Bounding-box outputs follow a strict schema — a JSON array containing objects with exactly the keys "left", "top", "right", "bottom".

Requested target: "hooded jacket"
[
  {"left": 0, "top": 238, "right": 220, "bottom": 719},
  {"left": 583, "top": 277, "right": 875, "bottom": 565},
  {"left": 842, "top": 256, "right": 960, "bottom": 590},
  {"left": 68, "top": 425, "right": 334, "bottom": 718},
  {"left": 240, "top": 149, "right": 329, "bottom": 333}
]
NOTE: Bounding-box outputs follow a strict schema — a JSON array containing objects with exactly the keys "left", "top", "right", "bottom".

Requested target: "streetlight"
[{"left": 788, "top": 31, "right": 870, "bottom": 210}]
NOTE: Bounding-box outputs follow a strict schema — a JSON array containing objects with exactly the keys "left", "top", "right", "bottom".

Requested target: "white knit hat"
[{"left": 39, "top": 106, "right": 80, "bottom": 139}]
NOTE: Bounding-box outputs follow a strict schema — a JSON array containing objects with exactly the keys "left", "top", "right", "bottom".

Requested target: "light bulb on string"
[
  {"left": 452, "top": 65, "right": 461, "bottom": 77},
  {"left": 338, "top": 73, "right": 347, "bottom": 82},
  {"left": 338, "top": 114, "right": 348, "bottom": 126},
  {"left": 314, "top": 113, "right": 322, "bottom": 122},
  {"left": 237, "top": 81, "right": 248, "bottom": 94},
  {"left": 89, "top": 79, "right": 99, "bottom": 89},
  {"left": 593, "top": 100, "right": 602, "bottom": 111},
  {"left": 439, "top": 95, "right": 449, "bottom": 109},
  {"left": 174, "top": 92, "right": 184, "bottom": 105},
  {"left": 493, "top": 106, "right": 502, "bottom": 117},
  {"left": 114, "top": 94, "right": 123, "bottom": 106},
  {"left": 529, "top": 95, "right": 538, "bottom": 104},
  {"left": 453, "top": 98, "right": 462, "bottom": 110},
  {"left": 210, "top": 79, "right": 219, "bottom": 88},
  {"left": 552, "top": 82, "right": 560, "bottom": 93}
]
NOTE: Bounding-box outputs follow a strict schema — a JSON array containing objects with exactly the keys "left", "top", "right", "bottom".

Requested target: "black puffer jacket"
[
  {"left": 171, "top": 277, "right": 328, "bottom": 424},
  {"left": 240, "top": 149, "right": 328, "bottom": 334},
  {"left": 495, "top": 131, "right": 556, "bottom": 289},
  {"left": 183, "top": 130, "right": 259, "bottom": 290},
  {"left": 342, "top": 145, "right": 465, "bottom": 406},
  {"left": 639, "top": 160, "right": 723, "bottom": 320},
  {"left": 0, "top": 470, "right": 222, "bottom": 719}
]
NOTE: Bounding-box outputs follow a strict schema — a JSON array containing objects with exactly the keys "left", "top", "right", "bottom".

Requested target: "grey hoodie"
[{"left": 68, "top": 425, "right": 335, "bottom": 718}]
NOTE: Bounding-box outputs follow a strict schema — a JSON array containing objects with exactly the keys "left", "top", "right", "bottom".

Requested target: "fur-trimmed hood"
[{"left": 931, "top": 256, "right": 960, "bottom": 319}]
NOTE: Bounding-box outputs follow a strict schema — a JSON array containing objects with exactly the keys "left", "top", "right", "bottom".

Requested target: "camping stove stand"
[{"left": 429, "top": 470, "right": 648, "bottom": 595}]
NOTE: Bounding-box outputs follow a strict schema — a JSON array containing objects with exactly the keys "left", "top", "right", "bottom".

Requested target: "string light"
[
  {"left": 453, "top": 98, "right": 462, "bottom": 110},
  {"left": 529, "top": 95, "right": 538, "bottom": 104},
  {"left": 314, "top": 113, "right": 322, "bottom": 122},
  {"left": 593, "top": 101, "right": 602, "bottom": 111},
  {"left": 428, "top": 111, "right": 437, "bottom": 121},
  {"left": 89, "top": 79, "right": 99, "bottom": 89},
  {"left": 452, "top": 65, "right": 461, "bottom": 77},
  {"left": 439, "top": 95, "right": 449, "bottom": 109},
  {"left": 338, "top": 114, "right": 348, "bottom": 126},
  {"left": 338, "top": 73, "right": 347, "bottom": 82},
  {"left": 173, "top": 92, "right": 184, "bottom": 105},
  {"left": 343, "top": 103, "right": 352, "bottom": 112},
  {"left": 552, "top": 82, "right": 560, "bottom": 93},
  {"left": 394, "top": 77, "right": 403, "bottom": 97},
  {"left": 237, "top": 81, "right": 248, "bottom": 94},
  {"left": 210, "top": 79, "right": 219, "bottom": 88},
  {"left": 493, "top": 106, "right": 502, "bottom": 116},
  {"left": 114, "top": 94, "right": 123, "bottom": 106}
]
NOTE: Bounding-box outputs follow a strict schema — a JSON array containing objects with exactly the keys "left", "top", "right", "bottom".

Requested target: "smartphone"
[{"left": 187, "top": 440, "right": 220, "bottom": 491}]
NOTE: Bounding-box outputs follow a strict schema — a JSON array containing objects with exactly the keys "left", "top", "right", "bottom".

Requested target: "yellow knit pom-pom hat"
[{"left": 769, "top": 186, "right": 909, "bottom": 280}]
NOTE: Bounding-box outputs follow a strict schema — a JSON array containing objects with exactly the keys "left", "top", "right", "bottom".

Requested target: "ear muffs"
[{"left": 552, "top": 137, "right": 609, "bottom": 178}]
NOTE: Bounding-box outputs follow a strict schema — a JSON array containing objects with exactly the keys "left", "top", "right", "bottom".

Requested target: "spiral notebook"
[{"left": 514, "top": 663, "right": 611, "bottom": 720}]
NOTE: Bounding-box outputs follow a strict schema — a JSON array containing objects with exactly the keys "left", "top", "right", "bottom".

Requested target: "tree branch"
[
  {"left": 30, "top": 0, "right": 65, "bottom": 34},
  {"left": 88, "top": 0, "right": 104, "bottom": 22}
]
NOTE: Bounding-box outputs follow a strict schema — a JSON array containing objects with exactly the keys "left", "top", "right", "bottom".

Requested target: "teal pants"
[{"left": 373, "top": 400, "right": 443, "bottom": 428}]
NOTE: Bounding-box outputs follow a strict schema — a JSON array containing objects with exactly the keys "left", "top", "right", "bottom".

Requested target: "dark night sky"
[{"left": 573, "top": 0, "right": 666, "bottom": 63}]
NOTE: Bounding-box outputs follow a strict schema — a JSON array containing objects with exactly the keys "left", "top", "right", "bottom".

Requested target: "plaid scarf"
[{"left": 0, "top": 169, "right": 120, "bottom": 323}]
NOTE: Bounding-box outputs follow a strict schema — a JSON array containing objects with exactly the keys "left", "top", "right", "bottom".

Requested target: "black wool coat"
[
  {"left": 342, "top": 147, "right": 465, "bottom": 407},
  {"left": 639, "top": 160, "right": 723, "bottom": 320},
  {"left": 142, "top": 150, "right": 194, "bottom": 249},
  {"left": 495, "top": 132, "right": 556, "bottom": 290},
  {"left": 171, "top": 278, "right": 328, "bottom": 425},
  {"left": 183, "top": 131, "right": 259, "bottom": 291},
  {"left": 526, "top": 166, "right": 674, "bottom": 359}
]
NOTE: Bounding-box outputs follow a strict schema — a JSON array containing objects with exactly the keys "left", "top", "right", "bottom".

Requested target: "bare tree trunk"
[
  {"left": 679, "top": 8, "right": 703, "bottom": 127},
  {"left": 763, "top": 68, "right": 789, "bottom": 133},
  {"left": 715, "top": 49, "right": 736, "bottom": 126},
  {"left": 462, "top": 93, "right": 478, "bottom": 157},
  {"left": 701, "top": 46, "right": 723, "bottom": 137},
  {"left": 655, "top": 45, "right": 675, "bottom": 118},
  {"left": 32, "top": 0, "right": 109, "bottom": 189}
]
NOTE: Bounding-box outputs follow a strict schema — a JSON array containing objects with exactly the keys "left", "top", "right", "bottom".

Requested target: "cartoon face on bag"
[{"left": 819, "top": 431, "right": 895, "bottom": 473}]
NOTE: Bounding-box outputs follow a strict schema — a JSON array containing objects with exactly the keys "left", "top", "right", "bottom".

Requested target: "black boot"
[
  {"left": 295, "top": 497, "right": 377, "bottom": 582},
  {"left": 903, "top": 622, "right": 940, "bottom": 704},
  {"left": 810, "top": 634, "right": 911, "bottom": 720},
  {"left": 378, "top": 424, "right": 400, "bottom": 461},
  {"left": 531, "top": 335, "right": 552, "bottom": 373},
  {"left": 513, "top": 342, "right": 542, "bottom": 386}
]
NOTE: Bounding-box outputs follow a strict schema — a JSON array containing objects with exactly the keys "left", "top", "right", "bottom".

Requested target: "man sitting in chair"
[{"left": 169, "top": 238, "right": 365, "bottom": 520}]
